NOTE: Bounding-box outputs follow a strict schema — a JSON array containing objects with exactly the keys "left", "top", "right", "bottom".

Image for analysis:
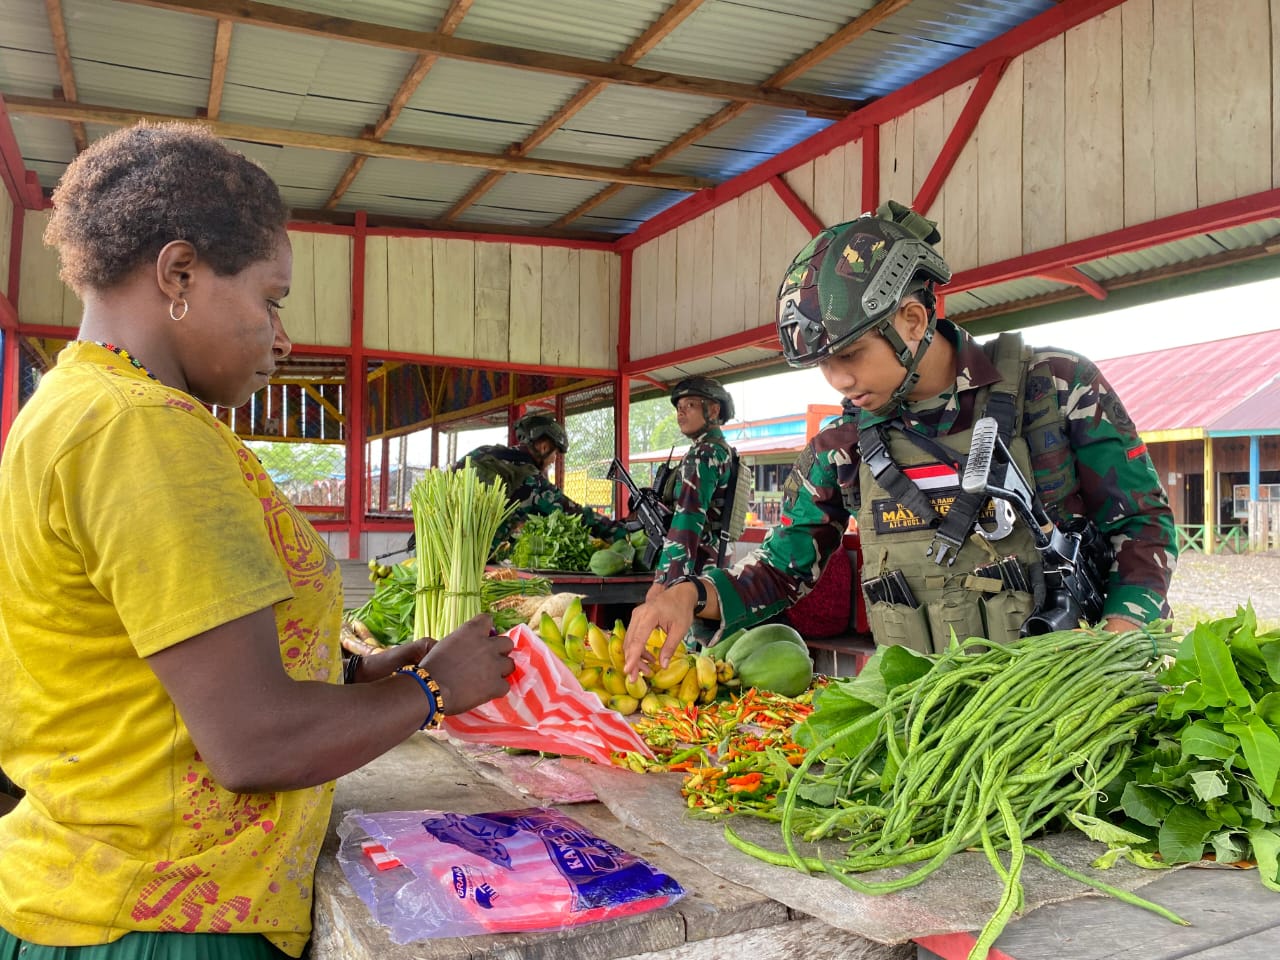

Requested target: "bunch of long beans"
[
  {"left": 410, "top": 461, "right": 516, "bottom": 640},
  {"left": 727, "top": 628, "right": 1188, "bottom": 959}
]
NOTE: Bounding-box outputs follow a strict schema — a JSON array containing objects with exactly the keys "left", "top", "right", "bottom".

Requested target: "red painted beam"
[
  {"left": 616, "top": 0, "right": 1127, "bottom": 252},
  {"left": 0, "top": 94, "right": 40, "bottom": 210},
  {"left": 913, "top": 58, "right": 1010, "bottom": 217},
  {"left": 768, "top": 175, "right": 824, "bottom": 236},
  {"left": 950, "top": 187, "right": 1280, "bottom": 293},
  {"left": 1039, "top": 266, "right": 1107, "bottom": 300},
  {"left": 861, "top": 124, "right": 879, "bottom": 214},
  {"left": 288, "top": 220, "right": 617, "bottom": 251},
  {"left": 624, "top": 323, "right": 778, "bottom": 376},
  {"left": 346, "top": 210, "right": 368, "bottom": 558}
]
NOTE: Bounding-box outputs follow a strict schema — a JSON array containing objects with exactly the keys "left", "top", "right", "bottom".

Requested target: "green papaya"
[
  {"left": 702, "top": 627, "right": 746, "bottom": 661},
  {"left": 589, "top": 547, "right": 630, "bottom": 577},
  {"left": 735, "top": 641, "right": 814, "bottom": 698},
  {"left": 724, "top": 622, "right": 808, "bottom": 669}
]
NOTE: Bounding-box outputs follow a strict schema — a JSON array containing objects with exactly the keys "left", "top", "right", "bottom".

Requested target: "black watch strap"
[{"left": 671, "top": 575, "right": 707, "bottom": 614}]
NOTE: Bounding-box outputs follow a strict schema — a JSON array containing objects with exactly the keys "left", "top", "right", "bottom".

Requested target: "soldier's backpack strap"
[
  {"left": 715, "top": 447, "right": 754, "bottom": 566},
  {"left": 858, "top": 423, "right": 944, "bottom": 528},
  {"left": 922, "top": 332, "right": 1028, "bottom": 562}
]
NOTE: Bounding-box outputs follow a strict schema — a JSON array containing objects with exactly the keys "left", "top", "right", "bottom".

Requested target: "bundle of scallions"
[
  {"left": 409, "top": 460, "right": 517, "bottom": 640},
  {"left": 727, "top": 627, "right": 1189, "bottom": 959}
]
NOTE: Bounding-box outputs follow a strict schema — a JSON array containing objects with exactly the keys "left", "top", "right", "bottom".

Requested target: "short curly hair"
[{"left": 44, "top": 122, "right": 289, "bottom": 294}]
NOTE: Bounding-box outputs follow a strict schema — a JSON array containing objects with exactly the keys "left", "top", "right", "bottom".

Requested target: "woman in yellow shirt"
[{"left": 0, "top": 123, "right": 515, "bottom": 960}]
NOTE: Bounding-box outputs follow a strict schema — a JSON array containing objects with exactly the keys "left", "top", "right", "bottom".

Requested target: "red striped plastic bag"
[{"left": 440, "top": 623, "right": 651, "bottom": 764}]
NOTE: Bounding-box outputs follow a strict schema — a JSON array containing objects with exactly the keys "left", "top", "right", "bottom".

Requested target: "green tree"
[{"left": 247, "top": 440, "right": 343, "bottom": 494}]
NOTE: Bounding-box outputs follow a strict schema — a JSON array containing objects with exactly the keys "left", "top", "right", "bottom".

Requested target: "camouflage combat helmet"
[
  {"left": 513, "top": 411, "right": 569, "bottom": 452},
  {"left": 670, "top": 375, "right": 734, "bottom": 423},
  {"left": 776, "top": 199, "right": 951, "bottom": 417}
]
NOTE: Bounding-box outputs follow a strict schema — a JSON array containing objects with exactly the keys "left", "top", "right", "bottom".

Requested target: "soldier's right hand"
[
  {"left": 419, "top": 614, "right": 515, "bottom": 716},
  {"left": 623, "top": 583, "right": 697, "bottom": 681}
]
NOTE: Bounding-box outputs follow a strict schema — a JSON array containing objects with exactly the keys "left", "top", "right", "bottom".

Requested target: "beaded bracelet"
[{"left": 394, "top": 665, "right": 445, "bottom": 730}]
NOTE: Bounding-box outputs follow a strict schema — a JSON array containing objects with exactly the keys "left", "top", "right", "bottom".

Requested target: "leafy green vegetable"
[
  {"left": 509, "top": 510, "right": 596, "bottom": 572},
  {"left": 1108, "top": 604, "right": 1280, "bottom": 883}
]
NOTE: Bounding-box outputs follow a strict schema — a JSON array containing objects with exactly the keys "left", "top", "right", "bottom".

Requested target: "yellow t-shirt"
[{"left": 0, "top": 342, "right": 343, "bottom": 956}]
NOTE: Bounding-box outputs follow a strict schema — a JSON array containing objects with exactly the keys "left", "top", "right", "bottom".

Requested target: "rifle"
[
  {"left": 606, "top": 458, "right": 672, "bottom": 569},
  {"left": 962, "top": 417, "right": 1112, "bottom": 635}
]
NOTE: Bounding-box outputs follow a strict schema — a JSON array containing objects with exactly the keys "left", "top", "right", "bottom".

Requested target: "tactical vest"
[
  {"left": 656, "top": 434, "right": 751, "bottom": 558},
  {"left": 855, "top": 333, "right": 1066, "bottom": 653}
]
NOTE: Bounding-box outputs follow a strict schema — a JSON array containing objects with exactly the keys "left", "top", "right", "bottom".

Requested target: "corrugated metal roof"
[
  {"left": 1208, "top": 376, "right": 1280, "bottom": 433},
  {"left": 1096, "top": 329, "right": 1280, "bottom": 435},
  {"left": 6, "top": 0, "right": 1277, "bottom": 372}
]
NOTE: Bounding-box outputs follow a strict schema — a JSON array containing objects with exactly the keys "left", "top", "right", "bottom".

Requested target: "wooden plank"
[
  {"left": 1022, "top": 35, "right": 1066, "bottom": 253},
  {"left": 654, "top": 229, "right": 678, "bottom": 355},
  {"left": 361, "top": 236, "right": 389, "bottom": 351},
  {"left": 941, "top": 79, "right": 979, "bottom": 273},
  {"left": 631, "top": 240, "right": 657, "bottom": 361},
  {"left": 578, "top": 248, "right": 611, "bottom": 369},
  {"left": 842, "top": 137, "right": 864, "bottom": 221},
  {"left": 312, "top": 234, "right": 352, "bottom": 347},
  {"left": 911, "top": 92, "right": 946, "bottom": 216},
  {"left": 1064, "top": 6, "right": 1124, "bottom": 243},
  {"left": 432, "top": 237, "right": 474, "bottom": 359},
  {"left": 386, "top": 236, "right": 433, "bottom": 356},
  {"left": 812, "top": 145, "right": 845, "bottom": 228},
  {"left": 0, "top": 189, "right": 11, "bottom": 300},
  {"left": 781, "top": 159, "right": 816, "bottom": 217},
  {"left": 879, "top": 111, "right": 915, "bottom": 208},
  {"left": 1194, "top": 0, "right": 1271, "bottom": 207},
  {"left": 1152, "top": 0, "right": 1196, "bottom": 218},
  {"left": 607, "top": 251, "right": 619, "bottom": 369},
  {"left": 758, "top": 185, "right": 811, "bottom": 328},
  {"left": 684, "top": 212, "right": 714, "bottom": 345},
  {"left": 976, "top": 56, "right": 1023, "bottom": 266},
  {"left": 540, "top": 246, "right": 579, "bottom": 367},
  {"left": 284, "top": 229, "right": 317, "bottom": 344},
  {"left": 734, "top": 186, "right": 763, "bottom": 338},
  {"left": 508, "top": 244, "right": 541, "bottom": 365},
  {"left": 473, "top": 241, "right": 510, "bottom": 362},
  {"left": 709, "top": 196, "right": 740, "bottom": 341},
  {"left": 16, "top": 210, "right": 63, "bottom": 328},
  {"left": 673, "top": 220, "right": 697, "bottom": 355},
  {"left": 1121, "top": 0, "right": 1156, "bottom": 227}
]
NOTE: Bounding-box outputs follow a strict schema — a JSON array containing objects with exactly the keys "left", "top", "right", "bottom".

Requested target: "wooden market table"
[
  {"left": 506, "top": 568, "right": 655, "bottom": 624},
  {"left": 312, "top": 737, "right": 1280, "bottom": 960},
  {"left": 311, "top": 735, "right": 909, "bottom": 960}
]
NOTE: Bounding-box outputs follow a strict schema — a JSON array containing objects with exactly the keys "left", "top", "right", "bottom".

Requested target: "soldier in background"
[
  {"left": 648, "top": 377, "right": 738, "bottom": 601},
  {"left": 457, "top": 411, "right": 627, "bottom": 554},
  {"left": 626, "top": 201, "right": 1177, "bottom": 676}
]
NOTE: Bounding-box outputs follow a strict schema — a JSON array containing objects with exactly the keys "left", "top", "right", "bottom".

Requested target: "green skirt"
[{"left": 0, "top": 927, "right": 291, "bottom": 960}]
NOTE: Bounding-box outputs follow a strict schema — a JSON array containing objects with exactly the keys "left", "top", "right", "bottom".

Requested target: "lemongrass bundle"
[{"left": 409, "top": 460, "right": 516, "bottom": 640}]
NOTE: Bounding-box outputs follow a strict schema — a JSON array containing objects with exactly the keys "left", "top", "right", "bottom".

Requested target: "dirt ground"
[{"left": 1166, "top": 550, "right": 1280, "bottom": 629}]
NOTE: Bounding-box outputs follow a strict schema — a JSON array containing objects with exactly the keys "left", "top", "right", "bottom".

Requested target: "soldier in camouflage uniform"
[
  {"left": 625, "top": 201, "right": 1177, "bottom": 676},
  {"left": 650, "top": 377, "right": 737, "bottom": 587},
  {"left": 457, "top": 411, "right": 627, "bottom": 555}
]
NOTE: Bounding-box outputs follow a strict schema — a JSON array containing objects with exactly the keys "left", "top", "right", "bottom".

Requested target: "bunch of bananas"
[{"left": 535, "top": 597, "right": 733, "bottom": 716}]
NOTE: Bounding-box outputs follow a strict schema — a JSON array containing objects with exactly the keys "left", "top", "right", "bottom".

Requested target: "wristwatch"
[{"left": 669, "top": 575, "right": 707, "bottom": 615}]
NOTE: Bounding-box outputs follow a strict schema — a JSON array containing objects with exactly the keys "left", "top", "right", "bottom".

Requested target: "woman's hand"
[
  {"left": 420, "top": 613, "right": 515, "bottom": 716},
  {"left": 349, "top": 638, "right": 435, "bottom": 683}
]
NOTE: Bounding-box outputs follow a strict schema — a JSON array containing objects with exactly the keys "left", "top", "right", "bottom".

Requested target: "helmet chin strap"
[{"left": 869, "top": 315, "right": 936, "bottom": 418}]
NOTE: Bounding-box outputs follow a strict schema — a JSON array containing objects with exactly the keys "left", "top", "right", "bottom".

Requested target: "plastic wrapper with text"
[{"left": 337, "top": 807, "right": 685, "bottom": 942}]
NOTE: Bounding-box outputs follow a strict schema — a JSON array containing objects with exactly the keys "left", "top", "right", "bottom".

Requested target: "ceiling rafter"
[
  {"left": 439, "top": 0, "right": 708, "bottom": 224},
  {"left": 552, "top": 0, "right": 912, "bottom": 228},
  {"left": 325, "top": 0, "right": 475, "bottom": 210},
  {"left": 119, "top": 0, "right": 860, "bottom": 117},
  {"left": 42, "top": 0, "right": 86, "bottom": 152},
  {"left": 4, "top": 96, "right": 712, "bottom": 192},
  {"left": 204, "top": 19, "right": 233, "bottom": 120}
]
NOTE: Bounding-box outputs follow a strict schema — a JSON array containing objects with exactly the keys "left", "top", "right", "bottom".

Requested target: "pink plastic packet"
[{"left": 441, "top": 623, "right": 651, "bottom": 764}]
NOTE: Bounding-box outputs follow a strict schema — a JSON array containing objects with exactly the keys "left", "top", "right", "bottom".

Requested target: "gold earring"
[{"left": 169, "top": 297, "right": 189, "bottom": 321}]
